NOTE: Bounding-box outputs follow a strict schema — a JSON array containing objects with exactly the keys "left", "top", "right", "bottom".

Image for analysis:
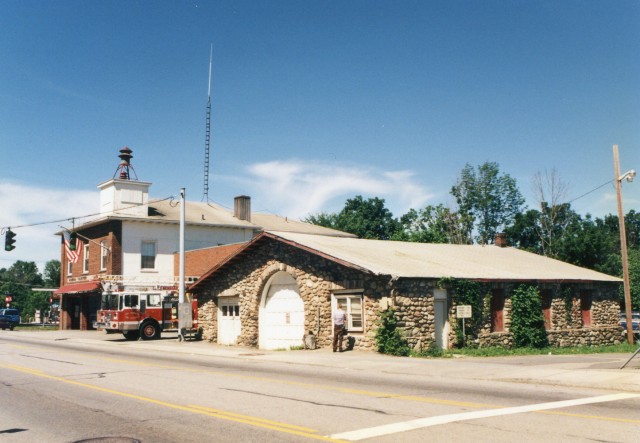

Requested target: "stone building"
[
  {"left": 54, "top": 147, "right": 352, "bottom": 330},
  {"left": 189, "top": 231, "right": 624, "bottom": 351}
]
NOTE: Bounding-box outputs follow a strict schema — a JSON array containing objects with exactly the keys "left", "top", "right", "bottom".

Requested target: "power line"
[
  {"left": 1, "top": 196, "right": 176, "bottom": 233},
  {"left": 566, "top": 179, "right": 614, "bottom": 205}
]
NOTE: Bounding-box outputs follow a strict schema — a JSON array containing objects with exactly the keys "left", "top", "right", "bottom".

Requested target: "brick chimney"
[
  {"left": 495, "top": 233, "right": 507, "bottom": 247},
  {"left": 234, "top": 195, "right": 251, "bottom": 222}
]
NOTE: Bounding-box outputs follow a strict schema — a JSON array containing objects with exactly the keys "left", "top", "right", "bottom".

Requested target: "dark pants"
[{"left": 333, "top": 324, "right": 345, "bottom": 351}]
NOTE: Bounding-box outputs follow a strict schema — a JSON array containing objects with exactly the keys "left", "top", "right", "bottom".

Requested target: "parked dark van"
[{"left": 0, "top": 308, "right": 20, "bottom": 330}]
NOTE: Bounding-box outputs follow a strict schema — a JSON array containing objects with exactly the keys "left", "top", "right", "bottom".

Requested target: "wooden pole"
[{"left": 613, "top": 145, "right": 634, "bottom": 345}]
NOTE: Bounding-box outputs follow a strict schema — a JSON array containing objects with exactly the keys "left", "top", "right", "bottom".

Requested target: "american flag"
[{"left": 63, "top": 231, "right": 83, "bottom": 263}]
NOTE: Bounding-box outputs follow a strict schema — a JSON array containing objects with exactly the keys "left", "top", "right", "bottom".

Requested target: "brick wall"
[{"left": 60, "top": 221, "right": 122, "bottom": 286}]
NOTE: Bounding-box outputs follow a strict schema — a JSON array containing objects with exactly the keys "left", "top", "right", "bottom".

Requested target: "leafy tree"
[
  {"left": 451, "top": 162, "right": 525, "bottom": 244},
  {"left": 628, "top": 249, "right": 640, "bottom": 311},
  {"left": 43, "top": 260, "right": 61, "bottom": 288},
  {"left": 0, "top": 261, "right": 44, "bottom": 319},
  {"left": 505, "top": 209, "right": 543, "bottom": 253},
  {"left": 392, "top": 205, "right": 470, "bottom": 244},
  {"left": 304, "top": 212, "right": 338, "bottom": 229},
  {"left": 305, "top": 195, "right": 400, "bottom": 240},
  {"left": 556, "top": 214, "right": 617, "bottom": 271},
  {"left": 506, "top": 203, "right": 581, "bottom": 258},
  {"left": 510, "top": 285, "right": 548, "bottom": 348}
]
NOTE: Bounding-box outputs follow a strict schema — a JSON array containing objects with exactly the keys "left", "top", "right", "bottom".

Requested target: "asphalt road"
[{"left": 1, "top": 330, "right": 639, "bottom": 442}]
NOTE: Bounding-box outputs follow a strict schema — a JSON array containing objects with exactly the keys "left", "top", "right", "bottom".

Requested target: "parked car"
[
  {"left": 0, "top": 308, "right": 20, "bottom": 330},
  {"left": 619, "top": 312, "right": 640, "bottom": 331}
]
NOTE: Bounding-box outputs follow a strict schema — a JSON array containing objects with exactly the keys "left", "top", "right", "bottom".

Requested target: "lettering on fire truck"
[{"left": 94, "top": 291, "right": 200, "bottom": 341}]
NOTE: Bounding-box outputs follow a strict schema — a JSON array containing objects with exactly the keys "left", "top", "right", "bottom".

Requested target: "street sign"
[{"left": 456, "top": 305, "right": 472, "bottom": 318}]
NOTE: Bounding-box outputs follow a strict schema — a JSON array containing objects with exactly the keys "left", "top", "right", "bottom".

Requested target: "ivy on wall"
[
  {"left": 510, "top": 284, "right": 548, "bottom": 348},
  {"left": 438, "top": 278, "right": 490, "bottom": 347}
]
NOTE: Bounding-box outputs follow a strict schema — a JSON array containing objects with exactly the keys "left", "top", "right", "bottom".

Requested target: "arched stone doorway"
[{"left": 259, "top": 271, "right": 304, "bottom": 350}]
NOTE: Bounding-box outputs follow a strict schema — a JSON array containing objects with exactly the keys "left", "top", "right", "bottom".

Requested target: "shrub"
[{"left": 375, "top": 309, "right": 410, "bottom": 356}]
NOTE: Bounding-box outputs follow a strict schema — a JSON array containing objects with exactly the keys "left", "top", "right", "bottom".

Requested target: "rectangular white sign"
[{"left": 456, "top": 305, "right": 472, "bottom": 318}]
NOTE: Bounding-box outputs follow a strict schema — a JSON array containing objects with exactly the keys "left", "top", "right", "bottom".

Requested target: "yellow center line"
[
  {"left": 5, "top": 351, "right": 638, "bottom": 426},
  {"left": 0, "top": 363, "right": 347, "bottom": 442},
  {"left": 188, "top": 405, "right": 318, "bottom": 433},
  {"left": 538, "top": 409, "right": 640, "bottom": 424}
]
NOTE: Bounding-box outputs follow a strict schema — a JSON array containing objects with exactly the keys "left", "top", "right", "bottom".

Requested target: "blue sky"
[{"left": 1, "top": 0, "right": 639, "bottom": 271}]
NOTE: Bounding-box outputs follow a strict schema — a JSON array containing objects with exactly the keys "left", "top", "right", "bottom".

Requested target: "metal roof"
[
  {"left": 265, "top": 231, "right": 622, "bottom": 282},
  {"left": 65, "top": 200, "right": 354, "bottom": 237}
]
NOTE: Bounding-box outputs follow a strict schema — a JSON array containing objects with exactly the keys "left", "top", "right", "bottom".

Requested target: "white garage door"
[{"left": 259, "top": 272, "right": 304, "bottom": 350}]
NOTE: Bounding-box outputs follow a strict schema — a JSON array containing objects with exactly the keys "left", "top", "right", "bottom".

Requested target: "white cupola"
[{"left": 97, "top": 147, "right": 151, "bottom": 217}]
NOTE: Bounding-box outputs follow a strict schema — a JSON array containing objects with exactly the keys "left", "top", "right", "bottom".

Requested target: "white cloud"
[
  {"left": 0, "top": 180, "right": 98, "bottom": 272},
  {"left": 243, "top": 159, "right": 435, "bottom": 218}
]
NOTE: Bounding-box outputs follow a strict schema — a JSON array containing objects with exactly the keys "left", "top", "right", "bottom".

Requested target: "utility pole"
[
  {"left": 178, "top": 187, "right": 192, "bottom": 341},
  {"left": 613, "top": 145, "right": 636, "bottom": 345}
]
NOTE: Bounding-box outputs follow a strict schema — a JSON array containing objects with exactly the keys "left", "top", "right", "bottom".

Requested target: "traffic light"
[
  {"left": 69, "top": 232, "right": 77, "bottom": 251},
  {"left": 4, "top": 229, "right": 16, "bottom": 251}
]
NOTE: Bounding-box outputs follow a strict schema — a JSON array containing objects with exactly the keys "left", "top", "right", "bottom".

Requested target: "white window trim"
[
  {"left": 83, "top": 243, "right": 90, "bottom": 274},
  {"left": 332, "top": 291, "right": 364, "bottom": 333},
  {"left": 140, "top": 240, "right": 157, "bottom": 270},
  {"left": 100, "top": 241, "right": 108, "bottom": 271},
  {"left": 67, "top": 260, "right": 72, "bottom": 276}
]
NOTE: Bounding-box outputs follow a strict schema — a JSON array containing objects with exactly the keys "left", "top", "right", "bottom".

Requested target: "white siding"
[{"left": 120, "top": 221, "right": 254, "bottom": 281}]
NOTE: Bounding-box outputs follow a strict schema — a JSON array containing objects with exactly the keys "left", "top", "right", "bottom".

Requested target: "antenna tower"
[{"left": 202, "top": 44, "right": 213, "bottom": 201}]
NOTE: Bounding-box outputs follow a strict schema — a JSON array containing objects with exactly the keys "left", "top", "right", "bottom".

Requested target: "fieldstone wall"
[
  {"left": 469, "top": 282, "right": 622, "bottom": 348},
  {"left": 388, "top": 279, "right": 448, "bottom": 351},
  {"left": 194, "top": 238, "right": 390, "bottom": 350},
  {"left": 194, "top": 237, "right": 623, "bottom": 351},
  {"left": 380, "top": 280, "right": 622, "bottom": 350}
]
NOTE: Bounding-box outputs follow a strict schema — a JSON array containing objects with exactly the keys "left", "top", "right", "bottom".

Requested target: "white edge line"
[{"left": 329, "top": 393, "right": 640, "bottom": 441}]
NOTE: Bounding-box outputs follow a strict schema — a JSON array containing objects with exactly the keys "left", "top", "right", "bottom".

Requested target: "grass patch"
[
  {"left": 13, "top": 324, "right": 59, "bottom": 332},
  {"left": 439, "top": 343, "right": 639, "bottom": 358}
]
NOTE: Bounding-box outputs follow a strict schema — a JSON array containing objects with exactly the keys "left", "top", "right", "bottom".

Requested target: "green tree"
[
  {"left": 305, "top": 195, "right": 400, "bottom": 240},
  {"left": 392, "top": 204, "right": 470, "bottom": 244},
  {"left": 505, "top": 209, "right": 543, "bottom": 254},
  {"left": 556, "top": 214, "right": 617, "bottom": 271},
  {"left": 628, "top": 249, "right": 640, "bottom": 311},
  {"left": 510, "top": 285, "right": 548, "bottom": 348},
  {"left": 43, "top": 260, "right": 61, "bottom": 288},
  {"left": 451, "top": 162, "right": 525, "bottom": 244},
  {"left": 506, "top": 203, "right": 581, "bottom": 257},
  {"left": 0, "top": 261, "right": 44, "bottom": 319}
]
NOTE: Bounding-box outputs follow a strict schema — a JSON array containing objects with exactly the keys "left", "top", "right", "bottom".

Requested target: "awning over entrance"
[{"left": 54, "top": 281, "right": 101, "bottom": 295}]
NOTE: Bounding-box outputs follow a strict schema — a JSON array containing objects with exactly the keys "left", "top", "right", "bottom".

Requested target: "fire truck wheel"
[
  {"left": 123, "top": 330, "right": 140, "bottom": 341},
  {"left": 140, "top": 322, "right": 160, "bottom": 340}
]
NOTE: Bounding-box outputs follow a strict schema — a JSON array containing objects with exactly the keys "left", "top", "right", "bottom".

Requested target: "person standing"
[{"left": 333, "top": 302, "right": 347, "bottom": 352}]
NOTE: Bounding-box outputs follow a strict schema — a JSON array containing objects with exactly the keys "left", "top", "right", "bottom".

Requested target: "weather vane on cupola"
[{"left": 112, "top": 146, "right": 139, "bottom": 180}]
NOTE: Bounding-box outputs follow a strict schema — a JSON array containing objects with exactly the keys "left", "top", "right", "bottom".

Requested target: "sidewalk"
[{"left": 6, "top": 329, "right": 640, "bottom": 393}]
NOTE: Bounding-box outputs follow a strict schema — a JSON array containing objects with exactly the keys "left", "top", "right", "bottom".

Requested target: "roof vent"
[{"left": 234, "top": 195, "right": 251, "bottom": 222}]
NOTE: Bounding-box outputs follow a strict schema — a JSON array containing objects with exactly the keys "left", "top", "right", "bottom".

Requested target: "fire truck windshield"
[
  {"left": 124, "top": 294, "right": 139, "bottom": 308},
  {"left": 101, "top": 293, "right": 119, "bottom": 310}
]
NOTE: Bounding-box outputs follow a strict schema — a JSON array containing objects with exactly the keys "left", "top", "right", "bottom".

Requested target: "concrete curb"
[{"left": 5, "top": 329, "right": 640, "bottom": 393}]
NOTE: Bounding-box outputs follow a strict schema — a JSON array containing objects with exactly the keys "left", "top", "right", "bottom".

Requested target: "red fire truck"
[{"left": 94, "top": 290, "right": 202, "bottom": 341}]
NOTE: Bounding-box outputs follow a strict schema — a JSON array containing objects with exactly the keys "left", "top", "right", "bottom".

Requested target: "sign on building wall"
[{"left": 456, "top": 305, "right": 472, "bottom": 318}]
